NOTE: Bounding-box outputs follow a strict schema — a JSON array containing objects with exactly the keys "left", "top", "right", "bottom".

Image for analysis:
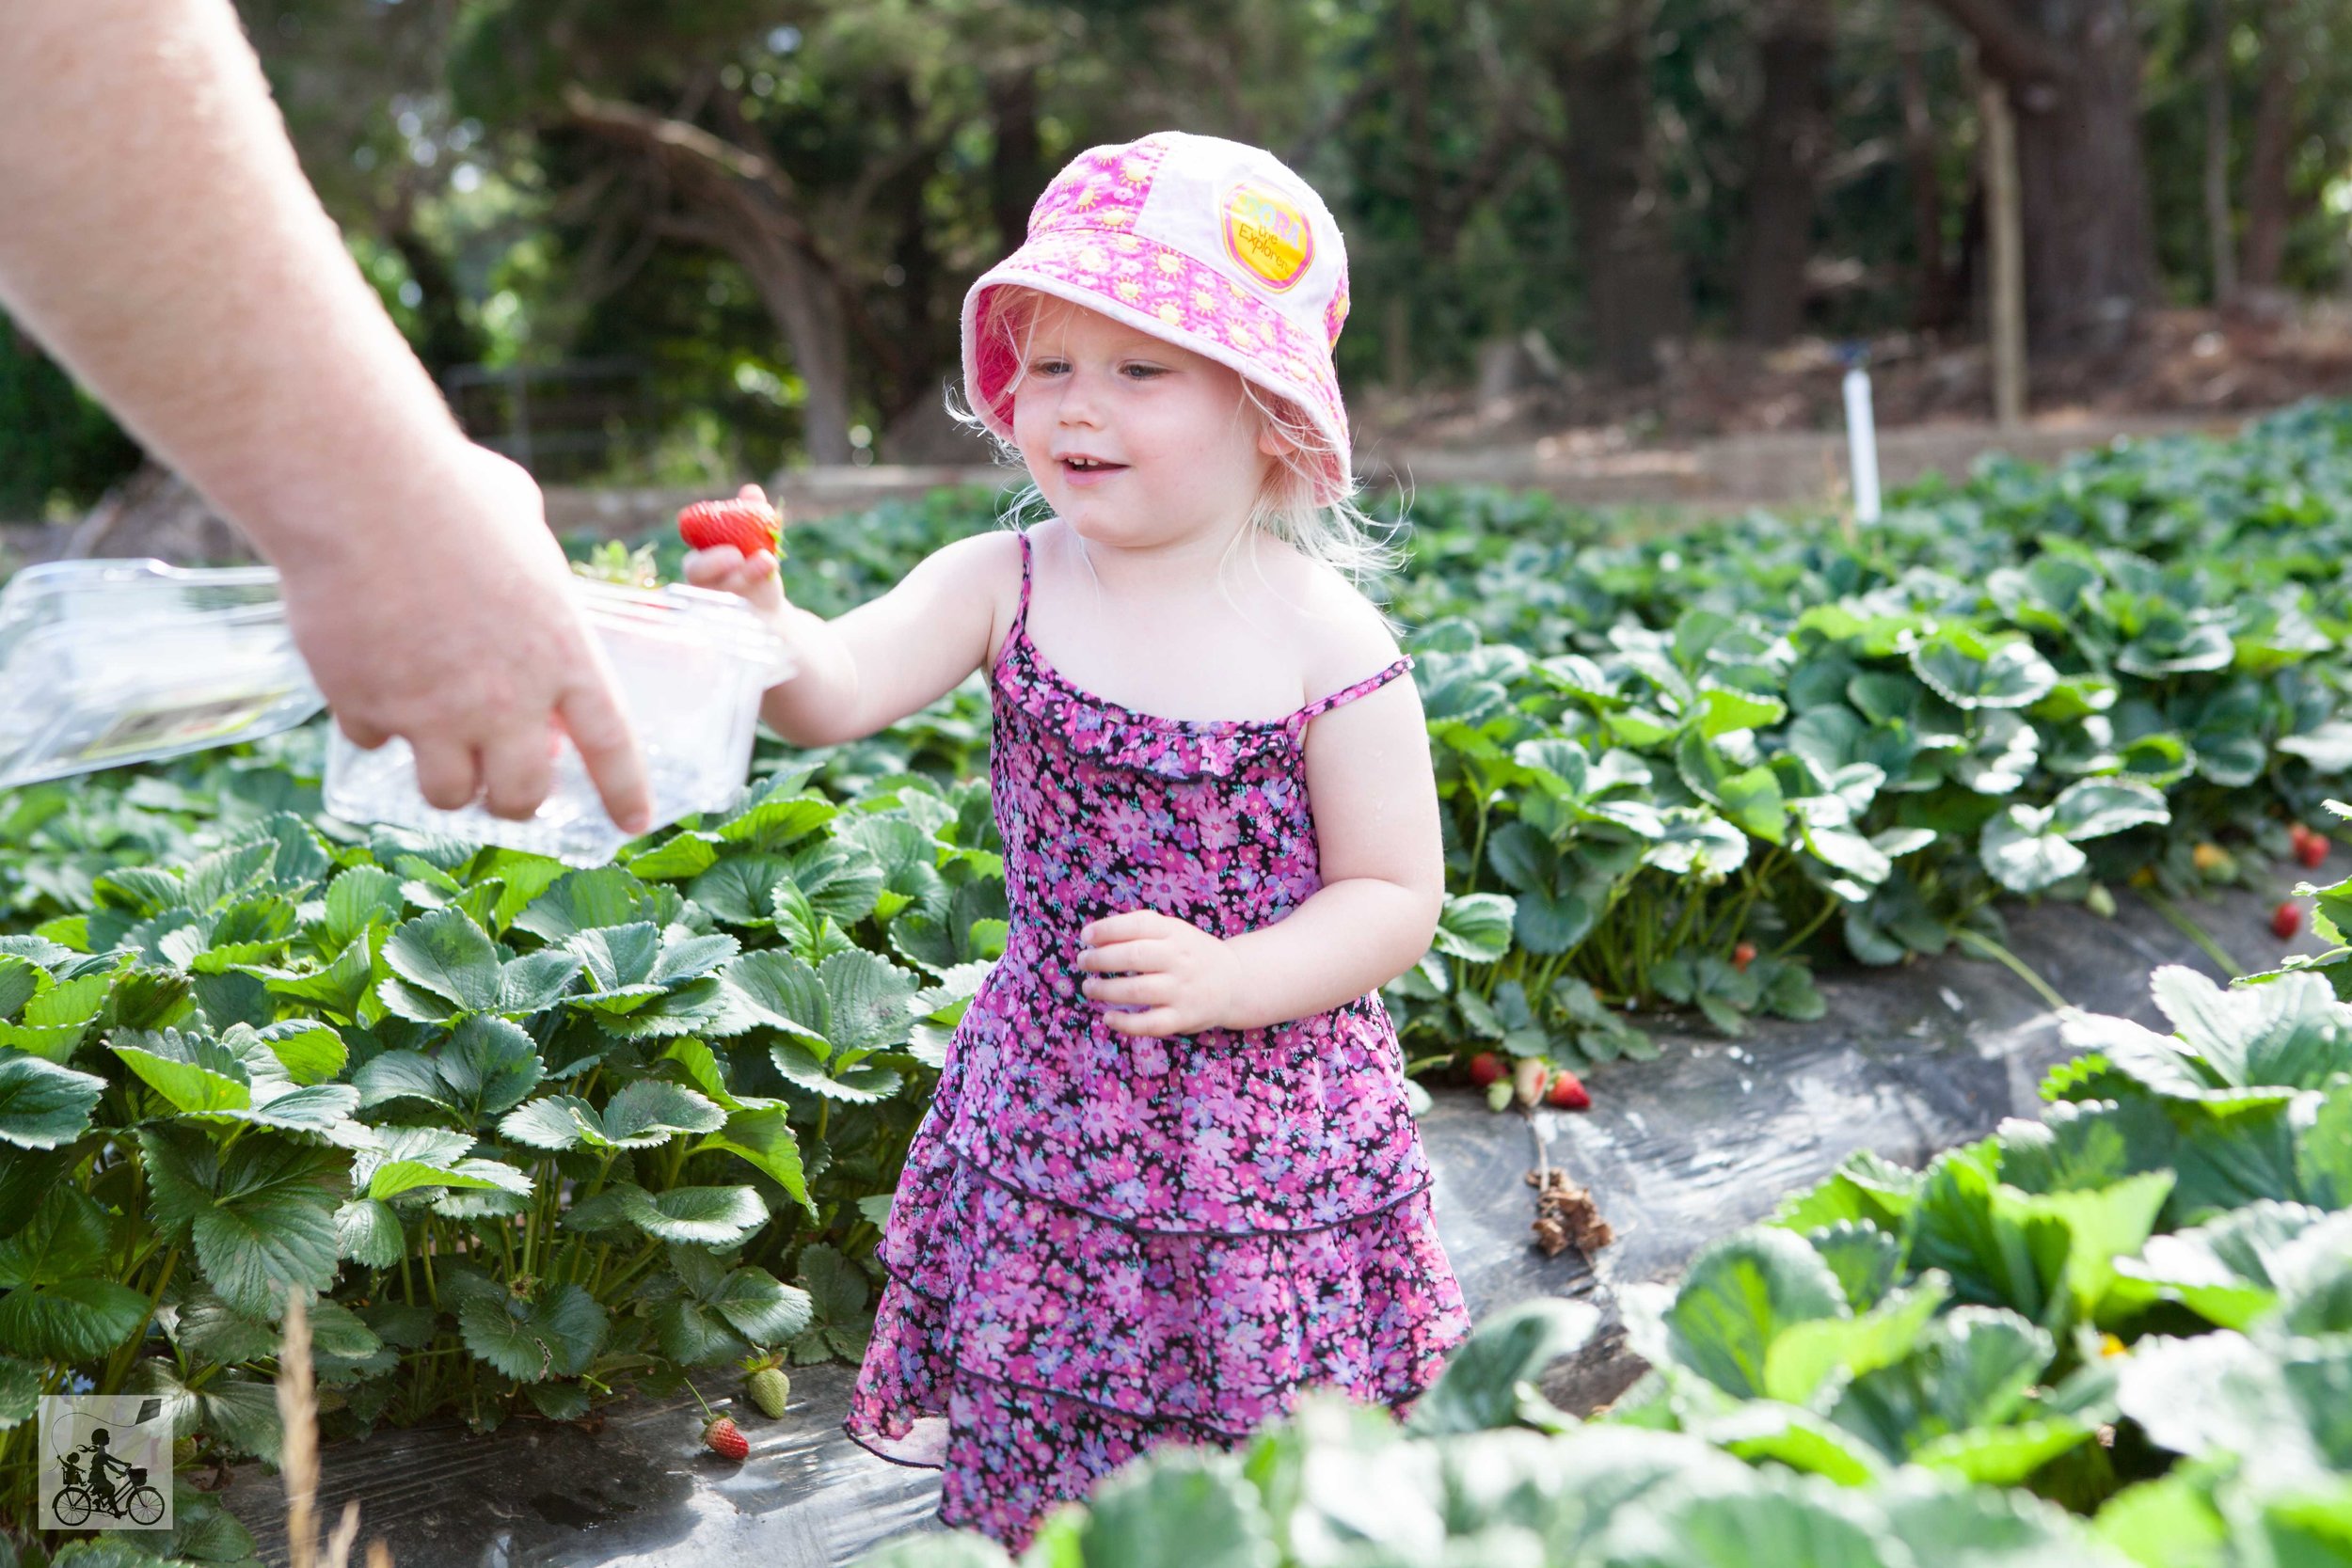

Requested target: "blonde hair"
[{"left": 952, "top": 285, "right": 1410, "bottom": 637}]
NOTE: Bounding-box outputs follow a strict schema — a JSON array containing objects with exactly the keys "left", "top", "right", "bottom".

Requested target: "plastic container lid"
[{"left": 0, "top": 558, "right": 326, "bottom": 788}]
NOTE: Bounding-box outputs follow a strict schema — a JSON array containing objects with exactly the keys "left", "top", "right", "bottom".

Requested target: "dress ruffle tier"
[{"left": 843, "top": 976, "right": 1472, "bottom": 1546}]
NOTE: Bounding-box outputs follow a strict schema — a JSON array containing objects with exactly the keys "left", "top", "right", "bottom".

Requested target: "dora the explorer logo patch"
[{"left": 1220, "top": 179, "right": 1315, "bottom": 293}]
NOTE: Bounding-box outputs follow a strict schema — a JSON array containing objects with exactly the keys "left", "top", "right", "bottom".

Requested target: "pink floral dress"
[{"left": 842, "top": 527, "right": 1474, "bottom": 1549}]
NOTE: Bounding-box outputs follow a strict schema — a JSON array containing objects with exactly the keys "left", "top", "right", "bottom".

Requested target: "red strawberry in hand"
[
  {"left": 702, "top": 1414, "right": 749, "bottom": 1462},
  {"left": 678, "top": 497, "right": 782, "bottom": 559}
]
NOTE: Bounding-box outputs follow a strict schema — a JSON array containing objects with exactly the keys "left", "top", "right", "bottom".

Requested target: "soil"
[{"left": 1354, "top": 303, "right": 2352, "bottom": 453}]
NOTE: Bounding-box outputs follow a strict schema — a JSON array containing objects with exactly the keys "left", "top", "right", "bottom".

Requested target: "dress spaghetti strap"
[
  {"left": 1288, "top": 655, "right": 1417, "bottom": 731},
  {"left": 1012, "top": 528, "right": 1034, "bottom": 635}
]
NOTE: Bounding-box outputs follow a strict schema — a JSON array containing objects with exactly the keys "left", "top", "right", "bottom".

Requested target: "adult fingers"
[
  {"left": 411, "top": 736, "right": 482, "bottom": 813},
  {"left": 559, "top": 674, "right": 652, "bottom": 836},
  {"left": 479, "top": 719, "right": 558, "bottom": 822},
  {"left": 336, "top": 709, "right": 390, "bottom": 750}
]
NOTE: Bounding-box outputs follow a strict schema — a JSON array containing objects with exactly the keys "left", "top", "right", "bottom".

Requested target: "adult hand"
[
  {"left": 1074, "top": 911, "right": 1244, "bottom": 1037},
  {"left": 278, "top": 440, "right": 652, "bottom": 832},
  {"left": 0, "top": 0, "right": 650, "bottom": 832}
]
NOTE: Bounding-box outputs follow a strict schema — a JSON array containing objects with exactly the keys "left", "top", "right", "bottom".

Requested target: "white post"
[{"left": 1842, "top": 360, "right": 1882, "bottom": 524}]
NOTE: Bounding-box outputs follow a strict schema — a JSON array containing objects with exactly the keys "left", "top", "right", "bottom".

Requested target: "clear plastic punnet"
[
  {"left": 0, "top": 559, "right": 794, "bottom": 865},
  {"left": 322, "top": 576, "right": 794, "bottom": 864},
  {"left": 0, "top": 558, "right": 327, "bottom": 787}
]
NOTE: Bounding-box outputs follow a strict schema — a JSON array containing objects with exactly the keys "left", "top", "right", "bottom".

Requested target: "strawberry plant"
[
  {"left": 11, "top": 404, "right": 2352, "bottom": 1544},
  {"left": 0, "top": 742, "right": 996, "bottom": 1528},
  {"left": 835, "top": 963, "right": 2352, "bottom": 1564}
]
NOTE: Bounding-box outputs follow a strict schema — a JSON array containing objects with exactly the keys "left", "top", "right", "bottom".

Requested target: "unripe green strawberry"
[
  {"left": 1485, "top": 1079, "right": 1513, "bottom": 1113},
  {"left": 1512, "top": 1055, "right": 1549, "bottom": 1108},
  {"left": 746, "top": 1365, "right": 790, "bottom": 1420}
]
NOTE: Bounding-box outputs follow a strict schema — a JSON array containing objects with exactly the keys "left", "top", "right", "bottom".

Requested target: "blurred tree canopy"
[{"left": 7, "top": 0, "right": 2352, "bottom": 509}]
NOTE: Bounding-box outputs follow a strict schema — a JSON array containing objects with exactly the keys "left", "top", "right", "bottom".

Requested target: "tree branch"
[
  {"left": 559, "top": 85, "right": 809, "bottom": 236},
  {"left": 1923, "top": 0, "right": 2077, "bottom": 87}
]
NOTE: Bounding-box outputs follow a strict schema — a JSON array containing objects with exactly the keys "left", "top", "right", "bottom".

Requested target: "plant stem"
[
  {"left": 99, "top": 1243, "right": 180, "bottom": 1395},
  {"left": 1955, "top": 927, "right": 2069, "bottom": 1011},
  {"left": 2142, "top": 890, "right": 2245, "bottom": 977},
  {"left": 1772, "top": 893, "right": 1843, "bottom": 960}
]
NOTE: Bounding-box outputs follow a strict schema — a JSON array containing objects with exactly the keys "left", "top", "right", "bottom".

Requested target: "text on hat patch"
[{"left": 1220, "top": 181, "right": 1314, "bottom": 293}]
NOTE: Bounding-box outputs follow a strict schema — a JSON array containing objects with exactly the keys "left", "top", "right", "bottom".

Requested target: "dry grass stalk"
[
  {"left": 275, "top": 1291, "right": 316, "bottom": 1568},
  {"left": 273, "top": 1291, "right": 393, "bottom": 1568}
]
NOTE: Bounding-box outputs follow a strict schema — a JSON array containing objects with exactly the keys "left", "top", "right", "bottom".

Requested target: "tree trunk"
[
  {"left": 1736, "top": 0, "right": 1836, "bottom": 344},
  {"left": 739, "top": 243, "right": 855, "bottom": 466},
  {"left": 560, "top": 88, "right": 857, "bottom": 465},
  {"left": 1930, "top": 0, "right": 2158, "bottom": 353},
  {"left": 2239, "top": 0, "right": 2296, "bottom": 291},
  {"left": 986, "top": 66, "right": 1046, "bottom": 251},
  {"left": 386, "top": 225, "right": 485, "bottom": 386},
  {"left": 2202, "top": 0, "right": 2239, "bottom": 303},
  {"left": 1552, "top": 5, "right": 1690, "bottom": 385},
  {"left": 1898, "top": 11, "right": 1961, "bottom": 330}
]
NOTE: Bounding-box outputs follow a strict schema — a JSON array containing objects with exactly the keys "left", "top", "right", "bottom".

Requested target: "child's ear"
[{"left": 1257, "top": 425, "right": 1296, "bottom": 459}]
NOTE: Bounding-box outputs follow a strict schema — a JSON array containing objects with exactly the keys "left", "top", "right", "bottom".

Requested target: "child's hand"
[
  {"left": 1074, "top": 911, "right": 1243, "bottom": 1037},
  {"left": 681, "top": 483, "right": 787, "bottom": 618}
]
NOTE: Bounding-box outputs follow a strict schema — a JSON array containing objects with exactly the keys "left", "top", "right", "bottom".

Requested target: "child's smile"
[
  {"left": 1054, "top": 450, "right": 1129, "bottom": 485},
  {"left": 1009, "top": 302, "right": 1273, "bottom": 542}
]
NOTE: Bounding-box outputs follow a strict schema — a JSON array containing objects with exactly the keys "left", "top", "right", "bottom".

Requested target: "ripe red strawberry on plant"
[
  {"left": 1547, "top": 1069, "right": 1591, "bottom": 1111},
  {"left": 1731, "top": 942, "right": 1756, "bottom": 973},
  {"left": 2296, "top": 824, "right": 2330, "bottom": 869},
  {"left": 677, "top": 497, "right": 782, "bottom": 558},
  {"left": 1467, "top": 1052, "right": 1504, "bottom": 1087},
  {"left": 2275, "top": 901, "right": 2303, "bottom": 940},
  {"left": 685, "top": 1377, "right": 750, "bottom": 1461}
]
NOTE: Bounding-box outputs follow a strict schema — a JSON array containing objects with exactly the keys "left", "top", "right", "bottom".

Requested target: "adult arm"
[{"left": 0, "top": 0, "right": 650, "bottom": 831}]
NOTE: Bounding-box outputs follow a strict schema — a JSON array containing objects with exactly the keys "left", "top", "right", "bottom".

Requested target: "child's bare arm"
[
  {"left": 1216, "top": 651, "right": 1445, "bottom": 1029},
  {"left": 1075, "top": 603, "right": 1442, "bottom": 1038},
  {"left": 686, "top": 511, "right": 1008, "bottom": 750}
]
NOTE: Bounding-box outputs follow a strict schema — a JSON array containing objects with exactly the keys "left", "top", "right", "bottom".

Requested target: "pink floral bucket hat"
[{"left": 961, "top": 130, "right": 1354, "bottom": 506}]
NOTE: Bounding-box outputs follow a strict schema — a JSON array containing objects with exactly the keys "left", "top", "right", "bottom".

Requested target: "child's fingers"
[
  {"left": 734, "top": 562, "right": 787, "bottom": 612},
  {"left": 682, "top": 545, "right": 746, "bottom": 586},
  {"left": 683, "top": 545, "right": 785, "bottom": 612}
]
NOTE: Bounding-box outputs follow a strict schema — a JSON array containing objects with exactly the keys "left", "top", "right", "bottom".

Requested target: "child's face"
[{"left": 1009, "top": 300, "right": 1279, "bottom": 547}]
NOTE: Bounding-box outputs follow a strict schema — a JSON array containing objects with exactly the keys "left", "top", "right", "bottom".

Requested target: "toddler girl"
[{"left": 686, "top": 129, "right": 1473, "bottom": 1551}]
